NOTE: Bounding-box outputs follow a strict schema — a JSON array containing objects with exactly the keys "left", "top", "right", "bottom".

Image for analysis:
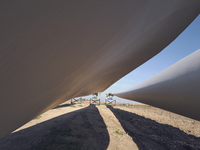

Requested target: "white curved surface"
[
  {"left": 0, "top": 1, "right": 200, "bottom": 138},
  {"left": 114, "top": 49, "right": 200, "bottom": 121}
]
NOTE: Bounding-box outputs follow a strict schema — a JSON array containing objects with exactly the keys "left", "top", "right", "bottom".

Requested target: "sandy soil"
[{"left": 0, "top": 101, "right": 200, "bottom": 150}]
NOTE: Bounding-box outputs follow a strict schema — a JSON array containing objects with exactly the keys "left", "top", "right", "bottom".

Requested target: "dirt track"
[{"left": 0, "top": 101, "right": 200, "bottom": 150}]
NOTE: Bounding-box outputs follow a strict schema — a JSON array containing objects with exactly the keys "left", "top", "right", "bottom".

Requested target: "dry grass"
[{"left": 1, "top": 101, "right": 200, "bottom": 150}]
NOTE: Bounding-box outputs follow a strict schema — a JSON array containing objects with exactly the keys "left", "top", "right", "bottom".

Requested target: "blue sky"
[{"left": 84, "top": 14, "right": 200, "bottom": 103}]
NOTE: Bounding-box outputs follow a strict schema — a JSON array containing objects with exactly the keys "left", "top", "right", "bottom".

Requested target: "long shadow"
[
  {"left": 52, "top": 103, "right": 73, "bottom": 109},
  {"left": 0, "top": 104, "right": 109, "bottom": 150},
  {"left": 107, "top": 106, "right": 200, "bottom": 150}
]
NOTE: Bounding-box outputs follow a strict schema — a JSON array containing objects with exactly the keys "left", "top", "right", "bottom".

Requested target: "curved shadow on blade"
[
  {"left": 0, "top": 105, "right": 109, "bottom": 150},
  {"left": 107, "top": 105, "right": 200, "bottom": 150}
]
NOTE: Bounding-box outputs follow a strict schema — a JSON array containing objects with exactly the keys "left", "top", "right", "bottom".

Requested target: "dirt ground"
[{"left": 0, "top": 100, "right": 200, "bottom": 150}]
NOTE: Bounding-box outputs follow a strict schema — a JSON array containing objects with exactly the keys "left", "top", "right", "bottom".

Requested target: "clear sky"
[{"left": 84, "top": 14, "right": 200, "bottom": 103}]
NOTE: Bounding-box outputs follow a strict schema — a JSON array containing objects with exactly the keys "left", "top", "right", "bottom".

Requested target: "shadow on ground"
[
  {"left": 0, "top": 104, "right": 109, "bottom": 150},
  {"left": 107, "top": 105, "right": 200, "bottom": 150},
  {"left": 52, "top": 103, "right": 73, "bottom": 109}
]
